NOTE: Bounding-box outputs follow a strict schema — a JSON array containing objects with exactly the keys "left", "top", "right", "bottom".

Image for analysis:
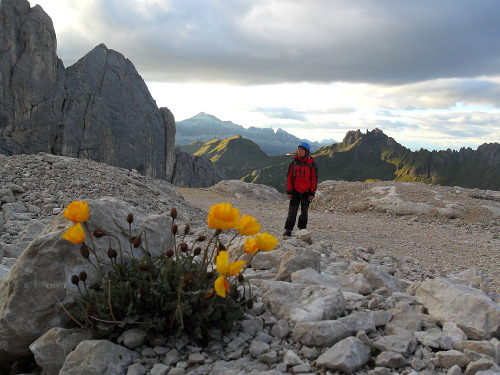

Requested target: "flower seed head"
[
  {"left": 71, "top": 275, "right": 79, "bottom": 285},
  {"left": 79, "top": 271, "right": 88, "bottom": 282},
  {"left": 93, "top": 229, "right": 105, "bottom": 238},
  {"left": 80, "top": 244, "right": 90, "bottom": 259},
  {"left": 172, "top": 224, "right": 178, "bottom": 235},
  {"left": 126, "top": 213, "right": 134, "bottom": 224},
  {"left": 166, "top": 249, "right": 174, "bottom": 257},
  {"left": 237, "top": 274, "right": 245, "bottom": 283},
  {"left": 197, "top": 235, "right": 206, "bottom": 242},
  {"left": 218, "top": 242, "right": 226, "bottom": 251},
  {"left": 179, "top": 242, "right": 188, "bottom": 253},
  {"left": 137, "top": 263, "right": 148, "bottom": 272},
  {"left": 184, "top": 224, "right": 190, "bottom": 235},
  {"left": 193, "top": 246, "right": 201, "bottom": 256},
  {"left": 170, "top": 208, "right": 177, "bottom": 219}
]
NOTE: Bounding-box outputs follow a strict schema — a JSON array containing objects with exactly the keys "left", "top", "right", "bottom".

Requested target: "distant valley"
[{"left": 180, "top": 126, "right": 500, "bottom": 193}]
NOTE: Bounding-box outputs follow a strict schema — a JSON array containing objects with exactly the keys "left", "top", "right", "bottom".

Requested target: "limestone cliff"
[{"left": 0, "top": 0, "right": 220, "bottom": 187}]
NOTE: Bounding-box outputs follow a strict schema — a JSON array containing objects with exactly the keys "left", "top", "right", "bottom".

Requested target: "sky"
[{"left": 27, "top": 0, "right": 500, "bottom": 151}]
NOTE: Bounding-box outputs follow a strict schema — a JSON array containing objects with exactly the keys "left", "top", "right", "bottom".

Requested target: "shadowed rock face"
[{"left": 0, "top": 0, "right": 220, "bottom": 187}]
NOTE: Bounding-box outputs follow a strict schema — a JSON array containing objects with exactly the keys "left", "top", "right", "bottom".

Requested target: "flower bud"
[
  {"left": 172, "top": 224, "right": 178, "bottom": 235},
  {"left": 80, "top": 244, "right": 90, "bottom": 259},
  {"left": 107, "top": 248, "right": 118, "bottom": 259},
  {"left": 85, "top": 304, "right": 97, "bottom": 317},
  {"left": 137, "top": 263, "right": 148, "bottom": 271},
  {"left": 126, "top": 213, "right": 134, "bottom": 224},
  {"left": 179, "top": 242, "right": 188, "bottom": 253},
  {"left": 231, "top": 290, "right": 240, "bottom": 300},
  {"left": 170, "top": 208, "right": 177, "bottom": 219},
  {"left": 79, "top": 271, "right": 88, "bottom": 282},
  {"left": 166, "top": 249, "right": 174, "bottom": 257},
  {"left": 184, "top": 224, "right": 190, "bottom": 235},
  {"left": 183, "top": 273, "right": 194, "bottom": 284},
  {"left": 132, "top": 236, "right": 142, "bottom": 248},
  {"left": 71, "top": 275, "right": 79, "bottom": 285},
  {"left": 93, "top": 229, "right": 105, "bottom": 238},
  {"left": 237, "top": 274, "right": 245, "bottom": 283},
  {"left": 193, "top": 246, "right": 201, "bottom": 256},
  {"left": 246, "top": 299, "right": 254, "bottom": 309},
  {"left": 197, "top": 235, "right": 206, "bottom": 242}
]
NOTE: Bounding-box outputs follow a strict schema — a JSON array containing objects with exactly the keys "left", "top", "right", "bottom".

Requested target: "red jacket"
[{"left": 286, "top": 154, "right": 318, "bottom": 195}]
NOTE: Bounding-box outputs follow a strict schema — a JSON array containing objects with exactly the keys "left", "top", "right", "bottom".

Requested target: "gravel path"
[{"left": 179, "top": 182, "right": 500, "bottom": 295}]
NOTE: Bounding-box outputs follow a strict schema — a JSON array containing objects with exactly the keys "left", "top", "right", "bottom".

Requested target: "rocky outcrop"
[
  {"left": 0, "top": 0, "right": 221, "bottom": 187},
  {"left": 171, "top": 148, "right": 227, "bottom": 188}
]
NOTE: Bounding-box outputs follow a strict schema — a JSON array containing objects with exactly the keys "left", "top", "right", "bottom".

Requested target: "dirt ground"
[{"left": 179, "top": 181, "right": 500, "bottom": 295}]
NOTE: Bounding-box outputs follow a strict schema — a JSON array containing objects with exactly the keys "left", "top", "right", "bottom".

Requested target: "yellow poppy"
[
  {"left": 214, "top": 251, "right": 245, "bottom": 297},
  {"left": 236, "top": 214, "right": 261, "bottom": 236},
  {"left": 207, "top": 203, "right": 240, "bottom": 231},
  {"left": 244, "top": 237, "right": 259, "bottom": 255},
  {"left": 62, "top": 223, "right": 86, "bottom": 244},
  {"left": 255, "top": 232, "right": 278, "bottom": 252},
  {"left": 214, "top": 275, "right": 230, "bottom": 298},
  {"left": 63, "top": 201, "right": 90, "bottom": 223}
]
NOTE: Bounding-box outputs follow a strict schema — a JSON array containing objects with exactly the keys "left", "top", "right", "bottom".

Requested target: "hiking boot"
[{"left": 283, "top": 230, "right": 292, "bottom": 237}]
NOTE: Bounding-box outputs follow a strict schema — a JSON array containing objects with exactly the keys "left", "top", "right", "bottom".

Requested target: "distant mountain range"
[
  {"left": 180, "top": 128, "right": 500, "bottom": 192},
  {"left": 176, "top": 112, "right": 334, "bottom": 156}
]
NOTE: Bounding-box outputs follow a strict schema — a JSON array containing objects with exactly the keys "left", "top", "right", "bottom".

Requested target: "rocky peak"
[
  {"left": 0, "top": 1, "right": 222, "bottom": 188},
  {"left": 342, "top": 128, "right": 389, "bottom": 147}
]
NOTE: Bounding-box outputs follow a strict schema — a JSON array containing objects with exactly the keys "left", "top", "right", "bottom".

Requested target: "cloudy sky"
[{"left": 28, "top": 0, "right": 500, "bottom": 150}]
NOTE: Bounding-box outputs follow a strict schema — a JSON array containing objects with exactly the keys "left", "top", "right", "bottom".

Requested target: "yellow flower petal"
[
  {"left": 244, "top": 237, "right": 259, "bottom": 255},
  {"left": 255, "top": 232, "right": 278, "bottom": 252},
  {"left": 63, "top": 201, "right": 90, "bottom": 223},
  {"left": 216, "top": 251, "right": 246, "bottom": 277},
  {"left": 207, "top": 203, "right": 240, "bottom": 231},
  {"left": 214, "top": 275, "right": 229, "bottom": 298},
  {"left": 227, "top": 260, "right": 246, "bottom": 276},
  {"left": 216, "top": 250, "right": 229, "bottom": 275},
  {"left": 236, "top": 214, "right": 261, "bottom": 236},
  {"left": 62, "top": 223, "right": 86, "bottom": 244}
]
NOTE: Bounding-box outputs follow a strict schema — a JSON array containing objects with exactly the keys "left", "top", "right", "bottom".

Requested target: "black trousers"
[{"left": 285, "top": 190, "right": 310, "bottom": 231}]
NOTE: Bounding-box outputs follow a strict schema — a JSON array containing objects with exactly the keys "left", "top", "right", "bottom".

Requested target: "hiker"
[{"left": 283, "top": 142, "right": 318, "bottom": 237}]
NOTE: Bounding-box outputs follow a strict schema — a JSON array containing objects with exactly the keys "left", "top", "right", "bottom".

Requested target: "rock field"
[{"left": 1, "top": 153, "right": 499, "bottom": 375}]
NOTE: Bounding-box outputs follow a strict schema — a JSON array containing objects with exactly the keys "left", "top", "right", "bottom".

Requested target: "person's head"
[{"left": 297, "top": 142, "right": 311, "bottom": 157}]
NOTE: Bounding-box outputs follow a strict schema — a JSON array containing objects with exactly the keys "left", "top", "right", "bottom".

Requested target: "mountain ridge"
[
  {"left": 181, "top": 128, "right": 500, "bottom": 192},
  {"left": 176, "top": 112, "right": 332, "bottom": 156}
]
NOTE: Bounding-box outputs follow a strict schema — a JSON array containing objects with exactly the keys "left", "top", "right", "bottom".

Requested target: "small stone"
[
  {"left": 283, "top": 350, "right": 303, "bottom": 366},
  {"left": 187, "top": 352, "right": 205, "bottom": 365},
  {"left": 150, "top": 363, "right": 169, "bottom": 375}
]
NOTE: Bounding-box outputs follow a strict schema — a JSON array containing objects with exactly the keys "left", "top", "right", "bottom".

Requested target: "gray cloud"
[
  {"left": 46, "top": 0, "right": 500, "bottom": 85},
  {"left": 253, "top": 107, "right": 307, "bottom": 121}
]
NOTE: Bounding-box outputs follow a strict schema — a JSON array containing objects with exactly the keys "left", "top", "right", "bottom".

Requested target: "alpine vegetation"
[{"left": 59, "top": 200, "right": 277, "bottom": 341}]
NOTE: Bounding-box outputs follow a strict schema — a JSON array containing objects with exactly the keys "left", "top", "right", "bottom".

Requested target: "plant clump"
[{"left": 60, "top": 201, "right": 278, "bottom": 341}]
